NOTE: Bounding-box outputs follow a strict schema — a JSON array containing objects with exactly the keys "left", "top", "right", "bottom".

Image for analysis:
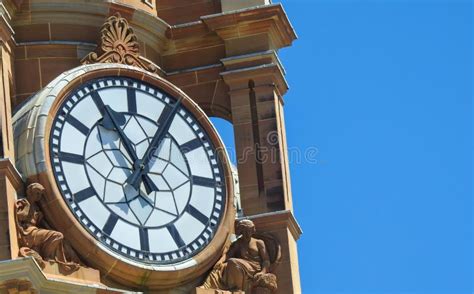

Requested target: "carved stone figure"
[
  {"left": 15, "top": 183, "right": 82, "bottom": 274},
  {"left": 201, "top": 220, "right": 281, "bottom": 293},
  {"left": 81, "top": 13, "right": 159, "bottom": 74}
]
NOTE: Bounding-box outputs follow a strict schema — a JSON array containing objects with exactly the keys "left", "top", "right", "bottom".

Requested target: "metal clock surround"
[{"left": 12, "top": 64, "right": 235, "bottom": 289}]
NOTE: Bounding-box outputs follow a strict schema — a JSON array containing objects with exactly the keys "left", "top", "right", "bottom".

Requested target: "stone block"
[
  {"left": 221, "top": 0, "right": 271, "bottom": 12},
  {"left": 50, "top": 24, "right": 98, "bottom": 43},
  {"left": 26, "top": 45, "right": 78, "bottom": 59},
  {"left": 14, "top": 24, "right": 50, "bottom": 43},
  {"left": 163, "top": 45, "right": 225, "bottom": 71},
  {"left": 158, "top": 0, "right": 221, "bottom": 25},
  {"left": 14, "top": 59, "right": 41, "bottom": 95},
  {"left": 42, "top": 262, "right": 101, "bottom": 284},
  {"left": 39, "top": 58, "right": 80, "bottom": 87}
]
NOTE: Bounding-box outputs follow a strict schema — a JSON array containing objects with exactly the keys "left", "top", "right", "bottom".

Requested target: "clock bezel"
[
  {"left": 33, "top": 64, "right": 235, "bottom": 289},
  {"left": 49, "top": 76, "right": 227, "bottom": 265}
]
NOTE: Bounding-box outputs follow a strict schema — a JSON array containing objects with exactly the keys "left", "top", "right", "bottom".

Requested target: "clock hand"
[
  {"left": 127, "top": 98, "right": 182, "bottom": 191},
  {"left": 102, "top": 105, "right": 158, "bottom": 194}
]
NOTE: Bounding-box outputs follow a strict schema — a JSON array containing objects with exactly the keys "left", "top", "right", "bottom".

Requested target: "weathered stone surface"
[{"left": 3, "top": 1, "right": 301, "bottom": 292}]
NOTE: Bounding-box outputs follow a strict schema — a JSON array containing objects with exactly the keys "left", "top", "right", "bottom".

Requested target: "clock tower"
[{"left": 0, "top": 1, "right": 301, "bottom": 293}]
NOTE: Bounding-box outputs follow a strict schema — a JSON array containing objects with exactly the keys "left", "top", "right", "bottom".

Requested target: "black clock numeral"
[
  {"left": 74, "top": 187, "right": 96, "bottom": 203},
  {"left": 103, "top": 214, "right": 119, "bottom": 235},
  {"left": 139, "top": 227, "right": 150, "bottom": 252},
  {"left": 192, "top": 176, "right": 216, "bottom": 188},
  {"left": 187, "top": 204, "right": 209, "bottom": 226},
  {"left": 66, "top": 115, "right": 90, "bottom": 136},
  {"left": 179, "top": 138, "right": 202, "bottom": 154},
  {"left": 127, "top": 88, "right": 137, "bottom": 114},
  {"left": 90, "top": 91, "right": 105, "bottom": 115},
  {"left": 156, "top": 103, "right": 174, "bottom": 126},
  {"left": 167, "top": 224, "right": 185, "bottom": 248},
  {"left": 58, "top": 152, "right": 84, "bottom": 164}
]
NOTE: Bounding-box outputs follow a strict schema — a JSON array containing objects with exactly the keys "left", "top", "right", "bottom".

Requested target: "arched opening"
[
  {"left": 210, "top": 117, "right": 236, "bottom": 165},
  {"left": 210, "top": 117, "right": 242, "bottom": 217}
]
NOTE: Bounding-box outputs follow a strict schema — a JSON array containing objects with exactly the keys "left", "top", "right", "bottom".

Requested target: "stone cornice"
[
  {"left": 202, "top": 4, "right": 297, "bottom": 48},
  {"left": 0, "top": 158, "right": 24, "bottom": 191},
  {"left": 166, "top": 4, "right": 297, "bottom": 49},
  {"left": 239, "top": 210, "right": 302, "bottom": 241}
]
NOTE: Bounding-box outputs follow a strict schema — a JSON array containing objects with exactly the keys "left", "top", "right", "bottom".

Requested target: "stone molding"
[
  {"left": 0, "top": 158, "right": 24, "bottom": 192},
  {"left": 221, "top": 50, "right": 286, "bottom": 74},
  {"left": 0, "top": 257, "right": 128, "bottom": 293},
  {"left": 221, "top": 63, "right": 288, "bottom": 97}
]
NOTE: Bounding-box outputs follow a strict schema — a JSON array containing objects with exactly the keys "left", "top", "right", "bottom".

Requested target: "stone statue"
[
  {"left": 15, "top": 183, "right": 82, "bottom": 274},
  {"left": 201, "top": 219, "right": 281, "bottom": 293}
]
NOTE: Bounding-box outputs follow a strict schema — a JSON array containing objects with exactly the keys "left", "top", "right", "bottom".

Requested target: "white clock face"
[{"left": 49, "top": 77, "right": 226, "bottom": 264}]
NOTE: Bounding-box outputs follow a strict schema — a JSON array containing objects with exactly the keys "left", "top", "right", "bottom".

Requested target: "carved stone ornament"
[
  {"left": 81, "top": 13, "right": 158, "bottom": 74},
  {"left": 201, "top": 220, "right": 281, "bottom": 293},
  {"left": 15, "top": 183, "right": 83, "bottom": 275}
]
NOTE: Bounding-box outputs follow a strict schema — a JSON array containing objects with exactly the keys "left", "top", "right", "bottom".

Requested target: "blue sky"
[{"left": 212, "top": 0, "right": 472, "bottom": 293}]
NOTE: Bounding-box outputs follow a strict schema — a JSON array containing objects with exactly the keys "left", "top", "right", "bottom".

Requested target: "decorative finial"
[{"left": 81, "top": 13, "right": 158, "bottom": 74}]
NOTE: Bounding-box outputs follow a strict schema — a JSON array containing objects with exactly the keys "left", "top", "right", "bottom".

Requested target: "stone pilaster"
[
  {"left": 222, "top": 63, "right": 292, "bottom": 215},
  {"left": 0, "top": 1, "right": 15, "bottom": 159},
  {"left": 244, "top": 211, "right": 302, "bottom": 294},
  {"left": 221, "top": 52, "right": 302, "bottom": 293},
  {"left": 0, "top": 158, "right": 23, "bottom": 260},
  {"left": 0, "top": 2, "right": 22, "bottom": 262}
]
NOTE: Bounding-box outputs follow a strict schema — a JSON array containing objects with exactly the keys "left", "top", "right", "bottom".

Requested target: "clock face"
[{"left": 49, "top": 77, "right": 226, "bottom": 264}]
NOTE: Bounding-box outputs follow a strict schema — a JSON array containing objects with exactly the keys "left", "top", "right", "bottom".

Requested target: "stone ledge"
[
  {"left": 0, "top": 157, "right": 24, "bottom": 192},
  {"left": 239, "top": 210, "right": 302, "bottom": 241},
  {"left": 202, "top": 4, "right": 297, "bottom": 48},
  {"left": 42, "top": 261, "right": 101, "bottom": 284},
  {"left": 193, "top": 288, "right": 244, "bottom": 294},
  {"left": 0, "top": 257, "right": 132, "bottom": 293},
  {"left": 221, "top": 50, "right": 286, "bottom": 75}
]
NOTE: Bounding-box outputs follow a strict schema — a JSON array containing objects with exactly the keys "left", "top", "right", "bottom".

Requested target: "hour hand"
[
  {"left": 101, "top": 105, "right": 158, "bottom": 194},
  {"left": 102, "top": 106, "right": 126, "bottom": 131}
]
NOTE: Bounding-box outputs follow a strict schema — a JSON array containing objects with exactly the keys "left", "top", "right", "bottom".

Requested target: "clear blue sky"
[{"left": 213, "top": 0, "right": 472, "bottom": 293}]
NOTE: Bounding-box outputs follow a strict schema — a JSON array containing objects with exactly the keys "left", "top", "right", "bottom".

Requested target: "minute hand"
[{"left": 126, "top": 98, "right": 182, "bottom": 190}]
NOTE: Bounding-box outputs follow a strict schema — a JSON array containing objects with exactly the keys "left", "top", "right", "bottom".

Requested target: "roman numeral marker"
[
  {"left": 179, "top": 138, "right": 202, "bottom": 154},
  {"left": 167, "top": 224, "right": 185, "bottom": 248},
  {"left": 156, "top": 103, "right": 174, "bottom": 126},
  {"left": 74, "top": 187, "right": 96, "bottom": 203},
  {"left": 139, "top": 227, "right": 150, "bottom": 252},
  {"left": 127, "top": 88, "right": 137, "bottom": 114},
  {"left": 58, "top": 152, "right": 84, "bottom": 164},
  {"left": 102, "top": 214, "right": 119, "bottom": 235},
  {"left": 66, "top": 115, "right": 90, "bottom": 136},
  {"left": 90, "top": 91, "right": 105, "bottom": 114},
  {"left": 192, "top": 176, "right": 216, "bottom": 188},
  {"left": 186, "top": 204, "right": 209, "bottom": 226}
]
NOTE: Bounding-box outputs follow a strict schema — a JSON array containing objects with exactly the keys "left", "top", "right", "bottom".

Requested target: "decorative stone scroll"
[
  {"left": 201, "top": 220, "right": 281, "bottom": 293},
  {"left": 81, "top": 13, "right": 158, "bottom": 74},
  {"left": 15, "top": 183, "right": 83, "bottom": 275}
]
